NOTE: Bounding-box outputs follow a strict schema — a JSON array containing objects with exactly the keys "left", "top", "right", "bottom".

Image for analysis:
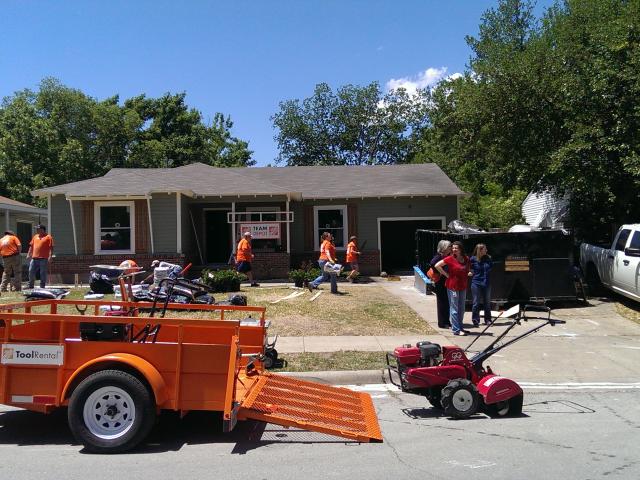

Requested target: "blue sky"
[{"left": 1, "top": 0, "right": 554, "bottom": 166}]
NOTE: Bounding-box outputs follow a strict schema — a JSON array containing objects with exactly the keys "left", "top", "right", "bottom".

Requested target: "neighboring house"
[
  {"left": 522, "top": 189, "right": 570, "bottom": 230},
  {"left": 0, "top": 196, "right": 48, "bottom": 255},
  {"left": 32, "top": 163, "right": 466, "bottom": 282}
]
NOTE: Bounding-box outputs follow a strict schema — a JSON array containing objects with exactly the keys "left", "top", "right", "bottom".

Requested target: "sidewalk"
[{"left": 276, "top": 275, "right": 640, "bottom": 386}]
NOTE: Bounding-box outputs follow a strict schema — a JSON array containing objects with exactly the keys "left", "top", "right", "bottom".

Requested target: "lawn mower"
[{"left": 386, "top": 304, "right": 564, "bottom": 418}]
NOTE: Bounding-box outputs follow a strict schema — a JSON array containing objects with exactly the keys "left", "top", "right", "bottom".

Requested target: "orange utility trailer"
[{"left": 0, "top": 298, "right": 382, "bottom": 453}]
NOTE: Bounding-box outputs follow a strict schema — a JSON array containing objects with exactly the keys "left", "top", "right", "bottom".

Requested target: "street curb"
[{"left": 279, "top": 369, "right": 387, "bottom": 385}]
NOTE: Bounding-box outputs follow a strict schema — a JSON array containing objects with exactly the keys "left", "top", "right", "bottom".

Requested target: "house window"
[
  {"left": 95, "top": 202, "right": 135, "bottom": 254},
  {"left": 16, "top": 221, "right": 33, "bottom": 253},
  {"left": 314, "top": 205, "right": 348, "bottom": 249}
]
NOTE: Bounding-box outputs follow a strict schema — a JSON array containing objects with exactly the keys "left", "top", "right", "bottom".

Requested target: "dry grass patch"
[
  {"left": 271, "top": 351, "right": 386, "bottom": 372},
  {"left": 0, "top": 285, "right": 436, "bottom": 337},
  {"left": 616, "top": 300, "right": 640, "bottom": 325},
  {"left": 239, "top": 285, "right": 435, "bottom": 336}
]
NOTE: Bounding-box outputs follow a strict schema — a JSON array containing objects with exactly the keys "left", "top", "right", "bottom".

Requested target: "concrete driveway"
[{"left": 378, "top": 276, "right": 640, "bottom": 384}]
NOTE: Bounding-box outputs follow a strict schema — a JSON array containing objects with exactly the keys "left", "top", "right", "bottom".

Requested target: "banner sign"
[
  {"left": 240, "top": 223, "right": 280, "bottom": 239},
  {"left": 2, "top": 344, "right": 64, "bottom": 365}
]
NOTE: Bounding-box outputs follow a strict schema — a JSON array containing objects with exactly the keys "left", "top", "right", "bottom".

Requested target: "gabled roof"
[{"left": 32, "top": 162, "right": 466, "bottom": 199}]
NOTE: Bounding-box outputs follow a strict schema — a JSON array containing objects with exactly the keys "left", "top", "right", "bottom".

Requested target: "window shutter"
[
  {"left": 304, "top": 205, "right": 314, "bottom": 251},
  {"left": 81, "top": 201, "right": 94, "bottom": 254},
  {"left": 348, "top": 203, "right": 358, "bottom": 240}
]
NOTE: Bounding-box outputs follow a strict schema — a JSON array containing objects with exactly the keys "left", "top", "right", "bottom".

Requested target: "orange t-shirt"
[
  {"left": 30, "top": 234, "right": 54, "bottom": 259},
  {"left": 346, "top": 241, "right": 359, "bottom": 263},
  {"left": 0, "top": 234, "right": 21, "bottom": 257},
  {"left": 236, "top": 238, "right": 252, "bottom": 262},
  {"left": 319, "top": 240, "right": 336, "bottom": 261}
]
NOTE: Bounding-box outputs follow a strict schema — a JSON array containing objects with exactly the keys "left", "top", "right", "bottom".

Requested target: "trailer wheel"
[
  {"left": 441, "top": 379, "right": 479, "bottom": 418},
  {"left": 68, "top": 369, "right": 156, "bottom": 453},
  {"left": 485, "top": 394, "right": 523, "bottom": 418}
]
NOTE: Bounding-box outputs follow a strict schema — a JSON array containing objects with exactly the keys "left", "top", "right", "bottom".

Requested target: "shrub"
[
  {"left": 201, "top": 268, "right": 247, "bottom": 292},
  {"left": 288, "top": 261, "right": 320, "bottom": 286}
]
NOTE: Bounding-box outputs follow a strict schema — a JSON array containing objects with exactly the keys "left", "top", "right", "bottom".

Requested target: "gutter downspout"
[
  {"left": 68, "top": 198, "right": 78, "bottom": 255},
  {"left": 146, "top": 196, "right": 155, "bottom": 254},
  {"left": 176, "top": 192, "right": 182, "bottom": 254},
  {"left": 4, "top": 209, "right": 9, "bottom": 231}
]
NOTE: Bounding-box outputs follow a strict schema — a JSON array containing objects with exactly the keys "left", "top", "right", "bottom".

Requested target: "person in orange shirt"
[
  {"left": 345, "top": 236, "right": 361, "bottom": 283},
  {"left": 0, "top": 230, "right": 22, "bottom": 292},
  {"left": 309, "top": 232, "right": 339, "bottom": 293},
  {"left": 27, "top": 224, "right": 54, "bottom": 289},
  {"left": 236, "top": 231, "right": 259, "bottom": 287}
]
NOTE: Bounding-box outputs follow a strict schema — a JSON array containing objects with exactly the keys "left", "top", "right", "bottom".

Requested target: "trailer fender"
[
  {"left": 477, "top": 375, "right": 523, "bottom": 405},
  {"left": 62, "top": 353, "right": 168, "bottom": 406}
]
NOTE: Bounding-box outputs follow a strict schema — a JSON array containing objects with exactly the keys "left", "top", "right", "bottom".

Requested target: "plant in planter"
[
  {"left": 288, "top": 262, "right": 321, "bottom": 288},
  {"left": 201, "top": 268, "right": 247, "bottom": 292}
]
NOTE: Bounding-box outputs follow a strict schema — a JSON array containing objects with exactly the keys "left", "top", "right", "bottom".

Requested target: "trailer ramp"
[{"left": 238, "top": 373, "right": 383, "bottom": 443}]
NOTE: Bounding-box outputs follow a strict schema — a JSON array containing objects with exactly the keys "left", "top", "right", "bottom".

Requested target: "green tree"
[
  {"left": 272, "top": 82, "right": 428, "bottom": 165},
  {"left": 415, "top": 0, "right": 640, "bottom": 237},
  {"left": 0, "top": 79, "right": 254, "bottom": 204}
]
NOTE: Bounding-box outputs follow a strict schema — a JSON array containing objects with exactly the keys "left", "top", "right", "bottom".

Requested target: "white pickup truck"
[{"left": 580, "top": 224, "right": 640, "bottom": 302}]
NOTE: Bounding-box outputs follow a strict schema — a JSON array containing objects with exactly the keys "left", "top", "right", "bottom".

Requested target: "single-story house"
[
  {"left": 0, "top": 195, "right": 48, "bottom": 254},
  {"left": 521, "top": 189, "right": 570, "bottom": 230},
  {"left": 32, "top": 163, "right": 466, "bottom": 282}
]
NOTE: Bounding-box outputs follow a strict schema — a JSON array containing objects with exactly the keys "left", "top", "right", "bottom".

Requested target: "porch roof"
[{"left": 32, "top": 162, "right": 466, "bottom": 199}]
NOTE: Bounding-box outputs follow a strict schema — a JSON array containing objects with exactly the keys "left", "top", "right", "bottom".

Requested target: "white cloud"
[{"left": 386, "top": 67, "right": 462, "bottom": 94}]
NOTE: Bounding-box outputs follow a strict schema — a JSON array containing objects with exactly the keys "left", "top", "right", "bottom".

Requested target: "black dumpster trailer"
[{"left": 416, "top": 229, "right": 578, "bottom": 304}]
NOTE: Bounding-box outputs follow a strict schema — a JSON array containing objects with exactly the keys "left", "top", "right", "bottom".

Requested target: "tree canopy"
[
  {"left": 272, "top": 0, "right": 640, "bottom": 238},
  {"left": 0, "top": 78, "right": 253, "bottom": 204},
  {"left": 272, "top": 82, "right": 428, "bottom": 165}
]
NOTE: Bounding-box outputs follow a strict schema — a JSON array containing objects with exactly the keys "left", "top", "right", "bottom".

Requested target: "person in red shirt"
[
  {"left": 236, "top": 231, "right": 259, "bottom": 287},
  {"left": 27, "top": 224, "right": 54, "bottom": 289},
  {"left": 309, "top": 232, "right": 338, "bottom": 293},
  {"left": 0, "top": 230, "right": 22, "bottom": 292},
  {"left": 435, "top": 241, "right": 470, "bottom": 336},
  {"left": 345, "top": 236, "right": 360, "bottom": 283}
]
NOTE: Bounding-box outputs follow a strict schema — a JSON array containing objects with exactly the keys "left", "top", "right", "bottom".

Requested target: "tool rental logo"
[{"left": 1, "top": 344, "right": 64, "bottom": 365}]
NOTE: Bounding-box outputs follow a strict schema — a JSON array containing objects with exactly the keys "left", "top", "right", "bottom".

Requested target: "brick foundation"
[
  {"left": 290, "top": 250, "right": 380, "bottom": 276},
  {"left": 251, "top": 252, "right": 290, "bottom": 280},
  {"left": 46, "top": 250, "right": 377, "bottom": 283},
  {"left": 48, "top": 254, "right": 186, "bottom": 285}
]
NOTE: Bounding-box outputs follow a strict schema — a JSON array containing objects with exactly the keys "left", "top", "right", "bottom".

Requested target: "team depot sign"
[{"left": 240, "top": 223, "right": 280, "bottom": 239}]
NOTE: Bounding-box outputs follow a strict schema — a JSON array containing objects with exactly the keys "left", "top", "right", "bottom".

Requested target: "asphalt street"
[{"left": 0, "top": 386, "right": 639, "bottom": 480}]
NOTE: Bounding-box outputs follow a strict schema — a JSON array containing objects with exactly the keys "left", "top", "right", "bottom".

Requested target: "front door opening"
[{"left": 205, "top": 210, "right": 231, "bottom": 264}]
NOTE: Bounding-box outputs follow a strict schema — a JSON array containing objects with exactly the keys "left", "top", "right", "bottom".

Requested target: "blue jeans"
[
  {"left": 28, "top": 258, "right": 48, "bottom": 288},
  {"left": 447, "top": 289, "right": 466, "bottom": 334},
  {"left": 471, "top": 284, "right": 492, "bottom": 325},
  {"left": 310, "top": 260, "right": 338, "bottom": 293}
]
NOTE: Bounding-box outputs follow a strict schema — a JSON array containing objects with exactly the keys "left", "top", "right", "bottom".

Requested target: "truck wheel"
[
  {"left": 485, "top": 394, "right": 523, "bottom": 417},
  {"left": 441, "top": 379, "right": 479, "bottom": 418},
  {"left": 68, "top": 369, "right": 156, "bottom": 453},
  {"left": 586, "top": 264, "right": 603, "bottom": 297}
]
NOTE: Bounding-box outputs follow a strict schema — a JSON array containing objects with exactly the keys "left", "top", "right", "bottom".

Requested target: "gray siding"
[
  {"left": 359, "top": 197, "right": 456, "bottom": 249},
  {"left": 292, "top": 197, "right": 457, "bottom": 251},
  {"left": 180, "top": 194, "right": 193, "bottom": 256},
  {"left": 290, "top": 202, "right": 305, "bottom": 252},
  {"left": 150, "top": 193, "right": 177, "bottom": 253},
  {"left": 51, "top": 195, "right": 75, "bottom": 254}
]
